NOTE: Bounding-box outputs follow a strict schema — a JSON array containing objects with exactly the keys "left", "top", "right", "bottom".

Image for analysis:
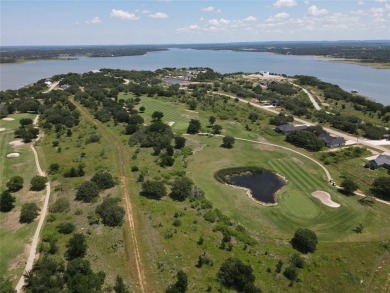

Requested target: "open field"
[{"left": 0, "top": 114, "right": 42, "bottom": 281}]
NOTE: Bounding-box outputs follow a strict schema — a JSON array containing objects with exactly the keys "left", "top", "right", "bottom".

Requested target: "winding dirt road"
[
  {"left": 71, "top": 99, "right": 147, "bottom": 292},
  {"left": 15, "top": 115, "right": 51, "bottom": 293}
]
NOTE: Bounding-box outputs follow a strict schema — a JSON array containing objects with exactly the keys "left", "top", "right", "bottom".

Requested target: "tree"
[
  {"left": 370, "top": 177, "right": 390, "bottom": 200},
  {"left": 212, "top": 124, "right": 222, "bottom": 134},
  {"left": 217, "top": 257, "right": 259, "bottom": 292},
  {"left": 222, "top": 136, "right": 235, "bottom": 149},
  {"left": 30, "top": 175, "right": 48, "bottom": 191},
  {"left": 209, "top": 116, "right": 216, "bottom": 125},
  {"left": 291, "top": 228, "right": 318, "bottom": 254},
  {"left": 152, "top": 111, "right": 164, "bottom": 121},
  {"left": 96, "top": 197, "right": 125, "bottom": 227},
  {"left": 49, "top": 163, "right": 60, "bottom": 174},
  {"left": 174, "top": 136, "right": 186, "bottom": 149},
  {"left": 114, "top": 276, "right": 130, "bottom": 293},
  {"left": 50, "top": 197, "right": 70, "bottom": 213},
  {"left": 19, "top": 118, "right": 33, "bottom": 127},
  {"left": 57, "top": 222, "right": 76, "bottom": 234},
  {"left": 166, "top": 270, "right": 188, "bottom": 293},
  {"left": 75, "top": 181, "right": 100, "bottom": 203},
  {"left": 169, "top": 178, "right": 193, "bottom": 201},
  {"left": 141, "top": 180, "right": 167, "bottom": 200},
  {"left": 139, "top": 106, "right": 145, "bottom": 113},
  {"left": 91, "top": 170, "right": 115, "bottom": 190},
  {"left": 20, "top": 202, "right": 40, "bottom": 223},
  {"left": 66, "top": 233, "right": 87, "bottom": 260},
  {"left": 187, "top": 119, "right": 201, "bottom": 134},
  {"left": 6, "top": 175, "right": 24, "bottom": 192},
  {"left": 286, "top": 130, "right": 324, "bottom": 152},
  {"left": 0, "top": 190, "right": 16, "bottom": 212},
  {"left": 0, "top": 276, "right": 14, "bottom": 293},
  {"left": 65, "top": 258, "right": 105, "bottom": 292},
  {"left": 340, "top": 178, "right": 359, "bottom": 195},
  {"left": 283, "top": 266, "right": 298, "bottom": 281},
  {"left": 160, "top": 154, "right": 175, "bottom": 167}
]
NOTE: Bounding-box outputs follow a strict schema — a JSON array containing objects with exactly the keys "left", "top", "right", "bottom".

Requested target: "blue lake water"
[{"left": 1, "top": 48, "right": 389, "bottom": 105}]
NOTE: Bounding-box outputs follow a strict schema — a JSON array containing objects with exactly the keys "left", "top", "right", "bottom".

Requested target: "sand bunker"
[
  {"left": 9, "top": 140, "right": 24, "bottom": 146},
  {"left": 311, "top": 191, "right": 340, "bottom": 208},
  {"left": 2, "top": 117, "right": 15, "bottom": 121},
  {"left": 0, "top": 128, "right": 6, "bottom": 132},
  {"left": 168, "top": 121, "right": 175, "bottom": 126},
  {"left": 7, "top": 153, "right": 20, "bottom": 158}
]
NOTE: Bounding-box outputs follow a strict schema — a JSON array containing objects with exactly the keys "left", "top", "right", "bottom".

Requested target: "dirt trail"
[
  {"left": 71, "top": 100, "right": 146, "bottom": 292},
  {"left": 15, "top": 115, "right": 51, "bottom": 293}
]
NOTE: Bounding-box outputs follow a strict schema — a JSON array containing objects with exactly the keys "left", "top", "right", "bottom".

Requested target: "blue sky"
[{"left": 1, "top": 0, "right": 389, "bottom": 45}]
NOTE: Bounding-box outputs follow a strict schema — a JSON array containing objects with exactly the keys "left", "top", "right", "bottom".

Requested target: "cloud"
[
  {"left": 142, "top": 10, "right": 151, "bottom": 14},
  {"left": 303, "top": 0, "right": 310, "bottom": 4},
  {"left": 375, "top": 0, "right": 387, "bottom": 3},
  {"left": 149, "top": 12, "right": 168, "bottom": 19},
  {"left": 110, "top": 9, "right": 139, "bottom": 20},
  {"left": 176, "top": 24, "right": 201, "bottom": 33},
  {"left": 202, "top": 6, "right": 221, "bottom": 13},
  {"left": 307, "top": 5, "right": 328, "bottom": 16},
  {"left": 273, "top": 0, "right": 297, "bottom": 8},
  {"left": 267, "top": 12, "right": 290, "bottom": 22},
  {"left": 243, "top": 16, "right": 257, "bottom": 22},
  {"left": 357, "top": 1, "right": 365, "bottom": 5},
  {"left": 208, "top": 18, "right": 231, "bottom": 26},
  {"left": 86, "top": 16, "right": 102, "bottom": 25}
]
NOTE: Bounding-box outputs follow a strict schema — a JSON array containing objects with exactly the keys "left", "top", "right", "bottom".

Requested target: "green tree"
[
  {"left": 0, "top": 276, "right": 14, "bottom": 293},
  {"left": 169, "top": 178, "right": 193, "bottom": 201},
  {"left": 6, "top": 175, "right": 24, "bottom": 192},
  {"left": 222, "top": 136, "right": 235, "bottom": 149},
  {"left": 152, "top": 111, "right": 164, "bottom": 121},
  {"left": 30, "top": 175, "right": 48, "bottom": 191},
  {"left": 91, "top": 170, "right": 115, "bottom": 190},
  {"left": 174, "top": 136, "right": 186, "bottom": 149},
  {"left": 114, "top": 276, "right": 130, "bottom": 293},
  {"left": 66, "top": 233, "right": 87, "bottom": 260},
  {"left": 341, "top": 178, "right": 359, "bottom": 195},
  {"left": 291, "top": 228, "right": 318, "bottom": 254},
  {"left": 49, "top": 163, "right": 60, "bottom": 174},
  {"left": 0, "top": 190, "right": 16, "bottom": 212},
  {"left": 283, "top": 265, "right": 298, "bottom": 281},
  {"left": 57, "top": 222, "right": 76, "bottom": 234},
  {"left": 50, "top": 197, "right": 70, "bottom": 213},
  {"left": 209, "top": 116, "right": 216, "bottom": 125},
  {"left": 187, "top": 119, "right": 201, "bottom": 134},
  {"left": 160, "top": 154, "right": 175, "bottom": 167},
  {"left": 212, "top": 124, "right": 222, "bottom": 134},
  {"left": 20, "top": 202, "right": 40, "bottom": 223},
  {"left": 370, "top": 177, "right": 390, "bottom": 200},
  {"left": 166, "top": 270, "right": 188, "bottom": 293},
  {"left": 19, "top": 118, "right": 33, "bottom": 127},
  {"left": 141, "top": 180, "right": 167, "bottom": 200},
  {"left": 75, "top": 181, "right": 100, "bottom": 203},
  {"left": 96, "top": 197, "right": 125, "bottom": 227},
  {"left": 65, "top": 258, "right": 105, "bottom": 292}
]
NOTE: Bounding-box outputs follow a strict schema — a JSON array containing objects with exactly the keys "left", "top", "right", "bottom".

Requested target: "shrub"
[
  {"left": 91, "top": 170, "right": 115, "bottom": 190},
  {"left": 0, "top": 190, "right": 16, "bottom": 212},
  {"left": 283, "top": 265, "right": 299, "bottom": 281},
  {"left": 30, "top": 176, "right": 48, "bottom": 191},
  {"left": 222, "top": 136, "right": 235, "bottom": 149},
  {"left": 6, "top": 176, "right": 24, "bottom": 192},
  {"left": 75, "top": 181, "right": 100, "bottom": 203},
  {"left": 141, "top": 180, "right": 167, "bottom": 200},
  {"left": 50, "top": 197, "right": 70, "bottom": 213},
  {"left": 96, "top": 197, "right": 125, "bottom": 227},
  {"left": 20, "top": 202, "right": 40, "bottom": 223},
  {"left": 131, "top": 166, "right": 139, "bottom": 172},
  {"left": 49, "top": 163, "right": 60, "bottom": 174},
  {"left": 291, "top": 228, "right": 318, "bottom": 254},
  {"left": 370, "top": 177, "right": 390, "bottom": 200},
  {"left": 57, "top": 222, "right": 76, "bottom": 234},
  {"left": 291, "top": 253, "right": 305, "bottom": 268},
  {"left": 65, "top": 233, "right": 87, "bottom": 260},
  {"left": 169, "top": 178, "right": 193, "bottom": 201}
]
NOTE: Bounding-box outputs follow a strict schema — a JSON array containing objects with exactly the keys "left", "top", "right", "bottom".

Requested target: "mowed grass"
[{"left": 0, "top": 114, "right": 42, "bottom": 280}]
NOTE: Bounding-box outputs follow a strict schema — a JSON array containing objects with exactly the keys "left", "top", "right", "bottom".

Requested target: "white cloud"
[
  {"left": 208, "top": 18, "right": 231, "bottom": 26},
  {"left": 243, "top": 16, "right": 257, "bottom": 22},
  {"left": 307, "top": 5, "right": 328, "bottom": 16},
  {"left": 149, "top": 12, "right": 168, "bottom": 19},
  {"left": 142, "top": 10, "right": 151, "bottom": 14},
  {"left": 202, "top": 6, "right": 221, "bottom": 13},
  {"left": 357, "top": 1, "right": 365, "bottom": 5},
  {"left": 86, "top": 16, "right": 102, "bottom": 25},
  {"left": 273, "top": 0, "right": 297, "bottom": 8},
  {"left": 267, "top": 12, "right": 290, "bottom": 22},
  {"left": 303, "top": 0, "right": 310, "bottom": 4},
  {"left": 375, "top": 0, "right": 387, "bottom": 3},
  {"left": 110, "top": 9, "right": 139, "bottom": 20},
  {"left": 176, "top": 24, "right": 201, "bottom": 33}
]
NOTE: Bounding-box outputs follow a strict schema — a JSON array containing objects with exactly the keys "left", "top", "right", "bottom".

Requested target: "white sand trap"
[
  {"left": 9, "top": 140, "right": 24, "bottom": 146},
  {"left": 168, "top": 121, "right": 175, "bottom": 126},
  {"left": 7, "top": 153, "right": 20, "bottom": 158},
  {"left": 0, "top": 128, "right": 6, "bottom": 132},
  {"left": 2, "top": 117, "right": 15, "bottom": 121},
  {"left": 312, "top": 191, "right": 340, "bottom": 208}
]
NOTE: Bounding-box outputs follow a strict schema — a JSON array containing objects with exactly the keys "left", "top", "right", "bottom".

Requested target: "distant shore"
[{"left": 315, "top": 56, "right": 390, "bottom": 69}]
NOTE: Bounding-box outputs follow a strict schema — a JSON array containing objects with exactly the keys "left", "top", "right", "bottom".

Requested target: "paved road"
[
  {"left": 218, "top": 92, "right": 389, "bottom": 153},
  {"left": 15, "top": 115, "right": 51, "bottom": 293}
]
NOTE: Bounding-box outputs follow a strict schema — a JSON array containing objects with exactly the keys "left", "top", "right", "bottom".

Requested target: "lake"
[
  {"left": 230, "top": 172, "right": 286, "bottom": 204},
  {"left": 1, "top": 48, "right": 389, "bottom": 105}
]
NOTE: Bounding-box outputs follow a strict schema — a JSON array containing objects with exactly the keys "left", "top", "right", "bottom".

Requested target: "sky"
[{"left": 1, "top": 0, "right": 389, "bottom": 46}]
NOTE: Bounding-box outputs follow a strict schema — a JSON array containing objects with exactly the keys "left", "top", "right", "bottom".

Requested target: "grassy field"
[{"left": 0, "top": 114, "right": 42, "bottom": 281}]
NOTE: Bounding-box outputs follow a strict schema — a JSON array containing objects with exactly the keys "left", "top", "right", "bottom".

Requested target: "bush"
[
  {"left": 6, "top": 176, "right": 24, "bottom": 192},
  {"left": 49, "top": 163, "right": 60, "bottom": 174},
  {"left": 370, "top": 177, "right": 390, "bottom": 200},
  {"left": 0, "top": 190, "right": 16, "bottom": 212},
  {"left": 222, "top": 136, "right": 235, "bottom": 149},
  {"left": 169, "top": 178, "right": 193, "bottom": 201},
  {"left": 75, "top": 181, "right": 100, "bottom": 203},
  {"left": 50, "top": 197, "right": 70, "bottom": 213},
  {"left": 174, "top": 136, "right": 186, "bottom": 149},
  {"left": 20, "top": 202, "right": 40, "bottom": 223},
  {"left": 91, "top": 170, "right": 115, "bottom": 190},
  {"left": 96, "top": 197, "right": 125, "bottom": 227},
  {"left": 203, "top": 210, "right": 217, "bottom": 223},
  {"left": 340, "top": 178, "right": 359, "bottom": 195},
  {"left": 131, "top": 166, "right": 139, "bottom": 172},
  {"left": 141, "top": 180, "right": 167, "bottom": 200},
  {"left": 65, "top": 233, "right": 87, "bottom": 260},
  {"left": 291, "top": 228, "right": 318, "bottom": 254},
  {"left": 187, "top": 119, "right": 201, "bottom": 134},
  {"left": 30, "top": 176, "right": 48, "bottom": 191},
  {"left": 291, "top": 253, "right": 305, "bottom": 268},
  {"left": 283, "top": 265, "right": 299, "bottom": 281},
  {"left": 57, "top": 222, "right": 76, "bottom": 234},
  {"left": 160, "top": 154, "right": 175, "bottom": 167}
]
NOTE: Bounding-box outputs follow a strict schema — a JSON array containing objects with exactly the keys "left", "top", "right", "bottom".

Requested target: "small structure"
[
  {"left": 366, "top": 154, "right": 390, "bottom": 170},
  {"left": 319, "top": 133, "right": 346, "bottom": 148},
  {"left": 275, "top": 124, "right": 308, "bottom": 134}
]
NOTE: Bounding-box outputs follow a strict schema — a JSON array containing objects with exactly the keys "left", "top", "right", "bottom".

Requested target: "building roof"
[
  {"left": 319, "top": 133, "right": 346, "bottom": 146},
  {"left": 276, "top": 124, "right": 308, "bottom": 133},
  {"left": 370, "top": 154, "right": 390, "bottom": 166}
]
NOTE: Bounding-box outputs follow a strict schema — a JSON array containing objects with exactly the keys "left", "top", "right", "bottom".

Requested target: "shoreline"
[{"left": 314, "top": 56, "right": 390, "bottom": 69}]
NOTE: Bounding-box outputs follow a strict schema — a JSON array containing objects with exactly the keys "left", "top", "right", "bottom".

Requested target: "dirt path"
[
  {"left": 15, "top": 115, "right": 51, "bottom": 293},
  {"left": 292, "top": 83, "right": 321, "bottom": 110},
  {"left": 71, "top": 99, "right": 146, "bottom": 292},
  {"left": 218, "top": 92, "right": 389, "bottom": 153}
]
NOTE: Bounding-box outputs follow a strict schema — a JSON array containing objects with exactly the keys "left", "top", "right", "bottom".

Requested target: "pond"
[{"left": 229, "top": 172, "right": 286, "bottom": 204}]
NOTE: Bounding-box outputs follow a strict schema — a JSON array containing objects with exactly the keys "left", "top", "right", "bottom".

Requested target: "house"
[
  {"left": 319, "top": 133, "right": 346, "bottom": 148},
  {"left": 366, "top": 154, "right": 390, "bottom": 170},
  {"left": 275, "top": 124, "right": 308, "bottom": 134}
]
